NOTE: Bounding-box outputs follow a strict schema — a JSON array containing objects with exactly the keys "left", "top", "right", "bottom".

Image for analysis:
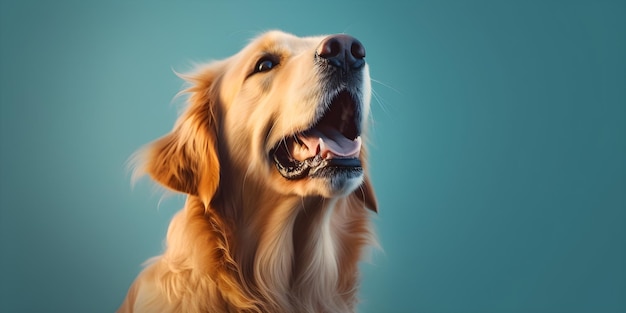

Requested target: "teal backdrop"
[{"left": 1, "top": 1, "right": 625, "bottom": 312}]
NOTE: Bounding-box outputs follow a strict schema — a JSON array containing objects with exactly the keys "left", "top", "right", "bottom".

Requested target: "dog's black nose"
[{"left": 317, "top": 34, "right": 366, "bottom": 70}]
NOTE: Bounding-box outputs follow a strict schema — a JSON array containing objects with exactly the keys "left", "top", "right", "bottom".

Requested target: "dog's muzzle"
[{"left": 271, "top": 35, "right": 367, "bottom": 181}]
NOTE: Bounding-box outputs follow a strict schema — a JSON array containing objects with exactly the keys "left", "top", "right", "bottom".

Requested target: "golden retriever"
[{"left": 119, "top": 30, "right": 378, "bottom": 313}]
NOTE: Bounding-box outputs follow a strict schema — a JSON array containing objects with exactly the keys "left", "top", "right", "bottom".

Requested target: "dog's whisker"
[
  {"left": 370, "top": 77, "right": 399, "bottom": 119},
  {"left": 371, "top": 87, "right": 391, "bottom": 117},
  {"left": 265, "top": 122, "right": 278, "bottom": 150},
  {"left": 280, "top": 137, "right": 295, "bottom": 159},
  {"left": 370, "top": 78, "right": 401, "bottom": 95}
]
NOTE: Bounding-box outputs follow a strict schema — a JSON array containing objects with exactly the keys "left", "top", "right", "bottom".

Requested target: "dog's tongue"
[{"left": 297, "top": 126, "right": 361, "bottom": 160}]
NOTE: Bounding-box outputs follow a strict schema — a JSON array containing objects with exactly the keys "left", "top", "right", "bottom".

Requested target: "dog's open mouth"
[{"left": 271, "top": 90, "right": 363, "bottom": 180}]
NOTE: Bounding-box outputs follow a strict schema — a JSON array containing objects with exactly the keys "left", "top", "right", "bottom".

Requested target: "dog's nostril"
[
  {"left": 351, "top": 41, "right": 365, "bottom": 59},
  {"left": 317, "top": 34, "right": 366, "bottom": 69},
  {"left": 319, "top": 38, "right": 342, "bottom": 59}
]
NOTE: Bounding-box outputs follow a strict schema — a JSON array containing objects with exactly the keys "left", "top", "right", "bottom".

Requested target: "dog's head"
[{"left": 134, "top": 31, "right": 377, "bottom": 212}]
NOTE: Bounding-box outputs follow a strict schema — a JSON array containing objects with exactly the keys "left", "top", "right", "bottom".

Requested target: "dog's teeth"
[
  {"left": 319, "top": 138, "right": 332, "bottom": 159},
  {"left": 291, "top": 137, "right": 319, "bottom": 161}
]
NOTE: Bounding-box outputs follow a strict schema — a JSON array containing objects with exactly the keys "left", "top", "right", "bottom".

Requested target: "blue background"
[{"left": 1, "top": 1, "right": 625, "bottom": 312}]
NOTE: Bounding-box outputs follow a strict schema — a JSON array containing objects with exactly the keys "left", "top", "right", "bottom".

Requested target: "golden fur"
[{"left": 119, "top": 30, "right": 378, "bottom": 313}]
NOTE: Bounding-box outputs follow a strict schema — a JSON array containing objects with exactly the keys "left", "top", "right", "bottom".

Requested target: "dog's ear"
[
  {"left": 132, "top": 63, "right": 224, "bottom": 205},
  {"left": 354, "top": 176, "right": 378, "bottom": 213}
]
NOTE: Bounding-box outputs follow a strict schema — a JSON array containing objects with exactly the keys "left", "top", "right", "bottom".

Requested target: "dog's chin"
[{"left": 310, "top": 171, "right": 365, "bottom": 198}]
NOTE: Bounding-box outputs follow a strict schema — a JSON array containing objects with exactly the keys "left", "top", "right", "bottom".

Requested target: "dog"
[{"left": 118, "top": 30, "right": 378, "bottom": 313}]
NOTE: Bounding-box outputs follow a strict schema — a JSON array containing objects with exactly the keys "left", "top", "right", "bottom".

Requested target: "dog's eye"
[{"left": 254, "top": 57, "right": 278, "bottom": 74}]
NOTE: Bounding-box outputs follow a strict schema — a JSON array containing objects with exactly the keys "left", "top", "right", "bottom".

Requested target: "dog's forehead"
[{"left": 247, "top": 31, "right": 325, "bottom": 55}]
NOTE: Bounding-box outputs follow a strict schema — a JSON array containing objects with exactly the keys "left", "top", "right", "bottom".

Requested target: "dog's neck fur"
[{"left": 171, "top": 164, "right": 373, "bottom": 313}]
